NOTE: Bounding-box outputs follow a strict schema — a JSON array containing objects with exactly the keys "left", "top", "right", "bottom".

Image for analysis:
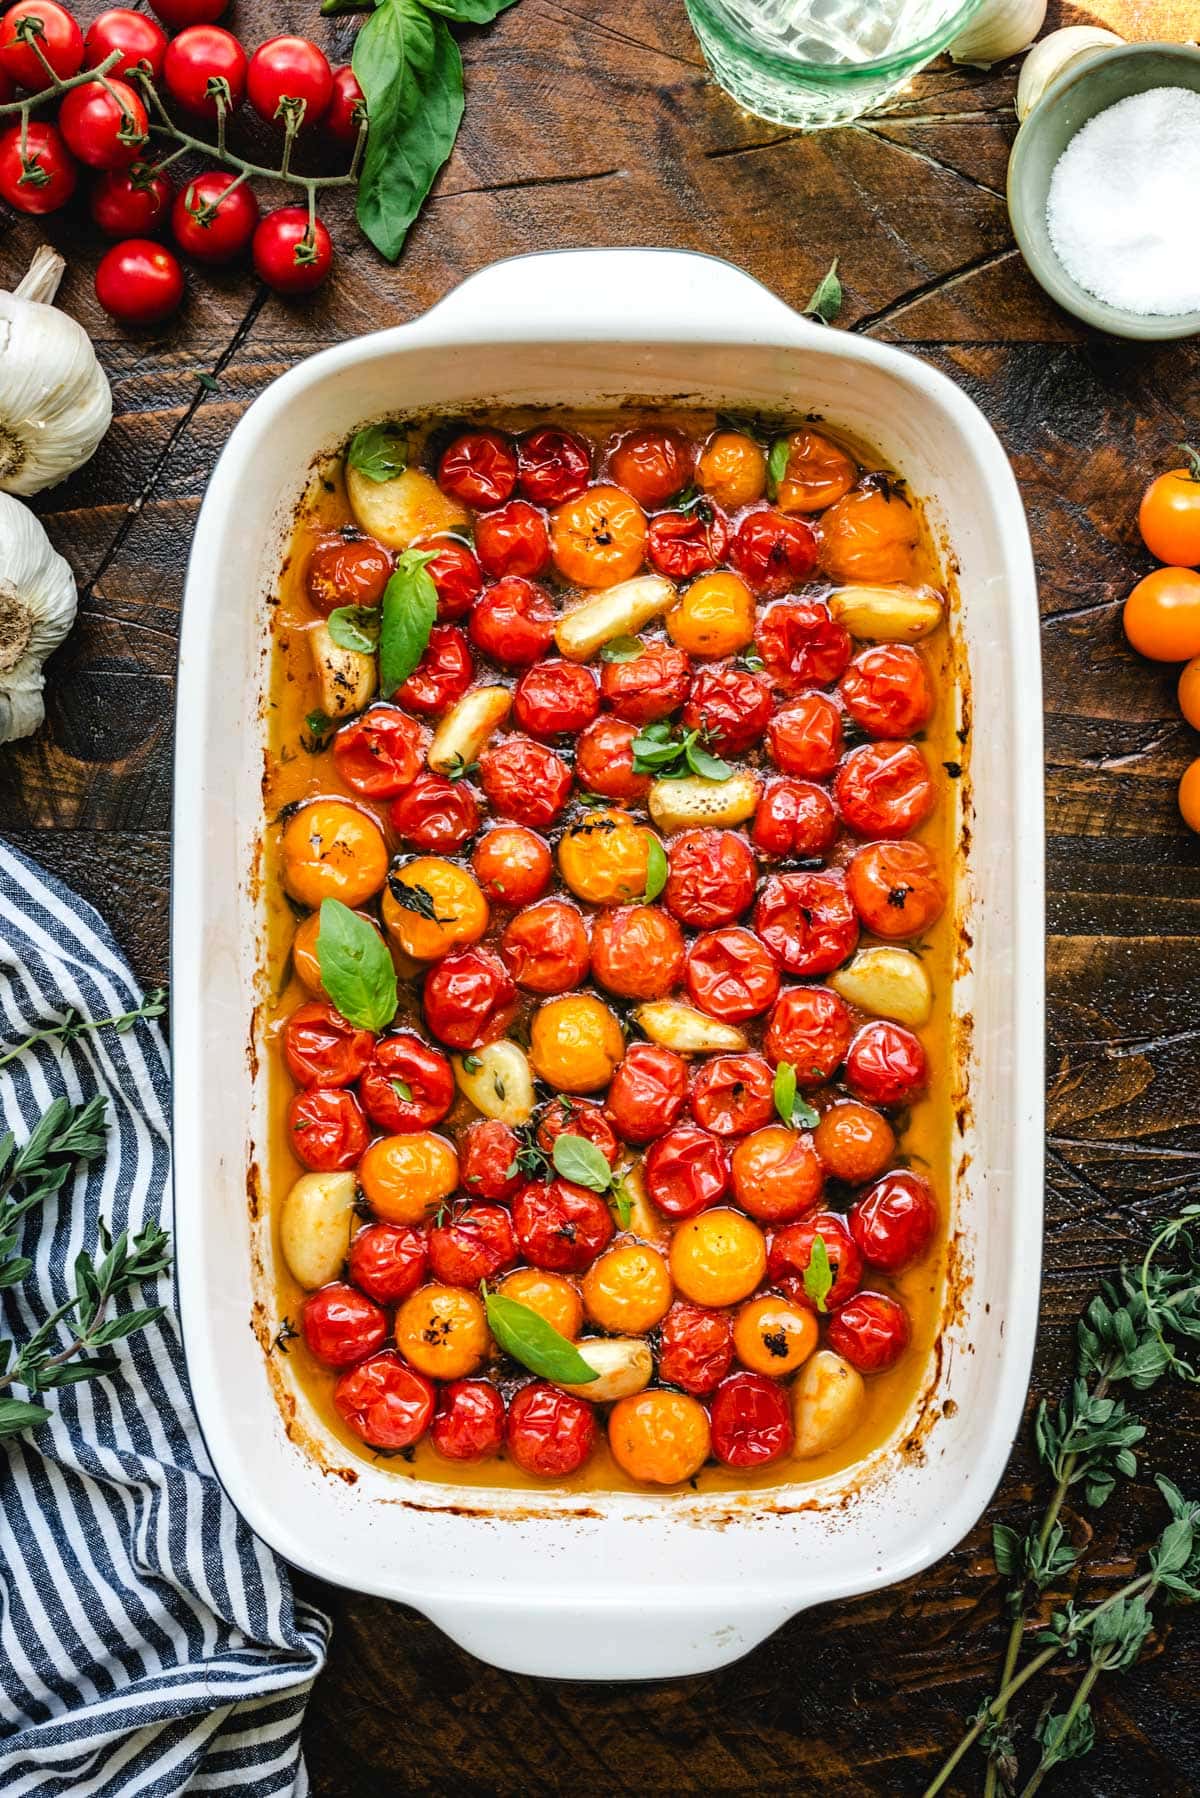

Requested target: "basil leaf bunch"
[
  {"left": 482, "top": 1287, "right": 599, "bottom": 1384},
  {"left": 551, "top": 1135, "right": 634, "bottom": 1230},
  {"left": 630, "top": 719, "right": 732, "bottom": 783},
  {"left": 316, "top": 899, "right": 397, "bottom": 1032}
]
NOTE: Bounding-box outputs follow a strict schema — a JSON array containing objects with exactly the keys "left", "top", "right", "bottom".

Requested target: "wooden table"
[{"left": 3, "top": 0, "right": 1199, "bottom": 1788}]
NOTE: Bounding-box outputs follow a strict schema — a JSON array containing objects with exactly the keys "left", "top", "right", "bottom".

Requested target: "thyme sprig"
[{"left": 0, "top": 990, "right": 166, "bottom": 1072}]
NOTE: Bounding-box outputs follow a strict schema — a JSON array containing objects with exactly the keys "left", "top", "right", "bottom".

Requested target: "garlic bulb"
[
  {"left": 1015, "top": 26, "right": 1124, "bottom": 121},
  {"left": 949, "top": 0, "right": 1047, "bottom": 67},
  {"left": 0, "top": 492, "right": 77, "bottom": 743},
  {"left": 0, "top": 246, "right": 112, "bottom": 497}
]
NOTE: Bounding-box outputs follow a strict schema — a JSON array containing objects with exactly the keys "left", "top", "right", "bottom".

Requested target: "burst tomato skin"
[
  {"left": 591, "top": 905, "right": 685, "bottom": 1000},
  {"left": 333, "top": 707, "right": 424, "bottom": 798},
  {"left": 730, "top": 508, "right": 819, "bottom": 597},
  {"left": 763, "top": 985, "right": 851, "bottom": 1086},
  {"left": 423, "top": 536, "right": 483, "bottom": 621},
  {"left": 390, "top": 773, "right": 480, "bottom": 853},
  {"left": 333, "top": 1350, "right": 435, "bottom": 1448},
  {"left": 535, "top": 1098, "right": 619, "bottom": 1166},
  {"left": 288, "top": 1086, "right": 369, "bottom": 1170},
  {"left": 575, "top": 717, "right": 650, "bottom": 803},
  {"left": 458, "top": 1118, "right": 522, "bottom": 1200},
  {"left": 605, "top": 1043, "right": 689, "bottom": 1145},
  {"left": 512, "top": 1180, "right": 615, "bottom": 1273},
  {"left": 766, "top": 691, "right": 843, "bottom": 779},
  {"left": 479, "top": 735, "right": 573, "bottom": 828},
  {"left": 394, "top": 625, "right": 474, "bottom": 716},
  {"left": 845, "top": 1020, "right": 927, "bottom": 1107},
  {"left": 282, "top": 1000, "right": 375, "bottom": 1088},
  {"left": 421, "top": 948, "right": 518, "bottom": 1051},
  {"left": 474, "top": 499, "right": 551, "bottom": 579},
  {"left": 754, "top": 871, "right": 859, "bottom": 976},
  {"left": 469, "top": 577, "right": 556, "bottom": 666},
  {"left": 756, "top": 598, "right": 852, "bottom": 692},
  {"left": 303, "top": 1283, "right": 387, "bottom": 1369},
  {"left": 518, "top": 426, "right": 591, "bottom": 505},
  {"left": 827, "top": 1291, "right": 910, "bottom": 1373},
  {"left": 681, "top": 664, "right": 772, "bottom": 755},
  {"left": 506, "top": 1381, "right": 596, "bottom": 1477},
  {"left": 513, "top": 659, "right": 599, "bottom": 737},
  {"left": 471, "top": 825, "right": 551, "bottom": 907},
  {"left": 657, "top": 1300, "right": 734, "bottom": 1394},
  {"left": 834, "top": 741, "right": 935, "bottom": 839},
  {"left": 609, "top": 426, "right": 694, "bottom": 508},
  {"left": 358, "top": 1033, "right": 456, "bottom": 1133},
  {"left": 438, "top": 429, "right": 518, "bottom": 509},
  {"left": 501, "top": 899, "right": 590, "bottom": 994},
  {"left": 751, "top": 778, "right": 838, "bottom": 859},
  {"left": 646, "top": 502, "right": 728, "bottom": 578},
  {"left": 846, "top": 839, "right": 945, "bottom": 939},
  {"left": 306, "top": 534, "right": 391, "bottom": 614},
  {"left": 428, "top": 1202, "right": 518, "bottom": 1287},
  {"left": 685, "top": 927, "right": 780, "bottom": 1022},
  {"left": 840, "top": 644, "right": 933, "bottom": 738},
  {"left": 644, "top": 1125, "right": 730, "bottom": 1218},
  {"left": 600, "top": 640, "right": 692, "bottom": 723},
  {"left": 769, "top": 1212, "right": 863, "bottom": 1312},
  {"left": 663, "top": 829, "right": 756, "bottom": 929},
  {"left": 431, "top": 1379, "right": 506, "bottom": 1460},
  {"left": 348, "top": 1222, "right": 429, "bottom": 1306},
  {"left": 709, "top": 1371, "right": 793, "bottom": 1467},
  {"left": 689, "top": 1054, "right": 776, "bottom": 1136},
  {"left": 849, "top": 1170, "right": 937, "bottom": 1273}
]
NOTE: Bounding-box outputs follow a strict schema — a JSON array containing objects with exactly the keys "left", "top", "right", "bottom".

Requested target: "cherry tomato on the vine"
[
  {"left": 90, "top": 163, "right": 173, "bottom": 236},
  {"left": 172, "top": 169, "right": 259, "bottom": 263},
  {"left": 0, "top": 122, "right": 77, "bottom": 214},
  {"left": 84, "top": 8, "right": 167, "bottom": 78},
  {"left": 162, "top": 24, "right": 246, "bottom": 118},
  {"left": 1123, "top": 566, "right": 1200, "bottom": 662},
  {"left": 247, "top": 35, "right": 333, "bottom": 128},
  {"left": 252, "top": 206, "right": 333, "bottom": 295},
  {"left": 0, "top": 1, "right": 83, "bottom": 87},
  {"left": 1140, "top": 452, "right": 1200, "bottom": 568},
  {"left": 325, "top": 64, "right": 365, "bottom": 148},
  {"left": 94, "top": 238, "right": 185, "bottom": 326}
]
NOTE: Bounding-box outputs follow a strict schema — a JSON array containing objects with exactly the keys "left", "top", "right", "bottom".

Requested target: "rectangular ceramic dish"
[{"left": 172, "top": 248, "right": 1043, "bottom": 1680}]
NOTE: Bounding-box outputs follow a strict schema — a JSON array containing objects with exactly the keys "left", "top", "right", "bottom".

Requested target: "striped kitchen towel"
[{"left": 0, "top": 841, "right": 329, "bottom": 1796}]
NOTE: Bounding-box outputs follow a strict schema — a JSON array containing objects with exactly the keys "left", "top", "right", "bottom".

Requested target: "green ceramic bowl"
[{"left": 1007, "top": 41, "right": 1200, "bottom": 341}]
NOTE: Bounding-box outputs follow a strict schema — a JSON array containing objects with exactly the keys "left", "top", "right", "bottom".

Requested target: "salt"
[{"left": 1045, "top": 85, "right": 1200, "bottom": 317}]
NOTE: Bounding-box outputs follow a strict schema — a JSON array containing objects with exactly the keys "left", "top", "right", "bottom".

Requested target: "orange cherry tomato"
[
  {"left": 1139, "top": 452, "right": 1200, "bottom": 568},
  {"left": 696, "top": 430, "right": 767, "bottom": 509},
  {"left": 1179, "top": 757, "right": 1200, "bottom": 833},
  {"left": 608, "top": 1390, "right": 711, "bottom": 1485},
  {"left": 820, "top": 481, "right": 920, "bottom": 584},
  {"left": 1123, "top": 567, "right": 1200, "bottom": 662},
  {"left": 282, "top": 800, "right": 388, "bottom": 909},
  {"left": 1178, "top": 657, "right": 1200, "bottom": 730},
  {"left": 608, "top": 426, "right": 694, "bottom": 509},
  {"left": 550, "top": 484, "right": 647, "bottom": 587},
  {"left": 774, "top": 429, "right": 856, "bottom": 515}
]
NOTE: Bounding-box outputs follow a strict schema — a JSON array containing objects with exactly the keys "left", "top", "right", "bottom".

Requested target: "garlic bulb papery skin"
[
  {"left": 0, "top": 245, "right": 112, "bottom": 498},
  {"left": 949, "top": 0, "right": 1047, "bottom": 67},
  {"left": 1015, "top": 25, "right": 1124, "bottom": 121},
  {"left": 0, "top": 492, "right": 77, "bottom": 743}
]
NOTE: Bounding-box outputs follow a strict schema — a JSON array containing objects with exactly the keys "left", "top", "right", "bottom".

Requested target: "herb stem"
[
  {"left": 1017, "top": 1662, "right": 1103, "bottom": 1798},
  {"left": 0, "top": 994, "right": 166, "bottom": 1073},
  {"left": 0, "top": 47, "right": 122, "bottom": 114}
]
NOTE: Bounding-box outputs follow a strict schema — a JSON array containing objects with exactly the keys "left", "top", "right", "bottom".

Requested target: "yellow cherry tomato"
[
  {"left": 1179, "top": 657, "right": 1200, "bottom": 729},
  {"left": 498, "top": 1269, "right": 583, "bottom": 1340},
  {"left": 557, "top": 809, "right": 658, "bottom": 906},
  {"left": 820, "top": 482, "right": 920, "bottom": 584},
  {"left": 395, "top": 1284, "right": 489, "bottom": 1380},
  {"left": 774, "top": 429, "right": 856, "bottom": 515},
  {"left": 669, "top": 1208, "right": 767, "bottom": 1307},
  {"left": 1123, "top": 567, "right": 1200, "bottom": 662},
  {"left": 551, "top": 484, "right": 647, "bottom": 588},
  {"left": 282, "top": 800, "right": 388, "bottom": 909},
  {"left": 359, "top": 1132, "right": 458, "bottom": 1224},
  {"left": 381, "top": 856, "right": 488, "bottom": 959},
  {"left": 582, "top": 1242, "right": 672, "bottom": 1334},
  {"left": 529, "top": 994, "right": 625, "bottom": 1093},
  {"left": 608, "top": 1389, "right": 711, "bottom": 1485},
  {"left": 1179, "top": 758, "right": 1200, "bottom": 833},
  {"left": 666, "top": 570, "right": 755, "bottom": 659},
  {"left": 1140, "top": 453, "right": 1200, "bottom": 568},
  {"left": 696, "top": 430, "right": 767, "bottom": 510},
  {"left": 733, "top": 1295, "right": 818, "bottom": 1375}
]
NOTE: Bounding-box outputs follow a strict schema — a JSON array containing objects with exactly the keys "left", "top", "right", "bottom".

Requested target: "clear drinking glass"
[{"left": 684, "top": 0, "right": 985, "bottom": 128}]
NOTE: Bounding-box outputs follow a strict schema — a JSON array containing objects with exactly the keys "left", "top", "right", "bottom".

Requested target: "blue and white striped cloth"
[{"left": 0, "top": 841, "right": 329, "bottom": 1796}]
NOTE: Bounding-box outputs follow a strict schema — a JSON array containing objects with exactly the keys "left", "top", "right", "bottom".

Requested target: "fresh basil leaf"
[
  {"left": 803, "top": 1233, "right": 834, "bottom": 1314},
  {"left": 551, "top": 1133, "right": 612, "bottom": 1194},
  {"left": 390, "top": 1078, "right": 414, "bottom": 1102},
  {"left": 611, "top": 1179, "right": 634, "bottom": 1231},
  {"left": 684, "top": 741, "right": 732, "bottom": 781},
  {"left": 305, "top": 708, "right": 334, "bottom": 738},
  {"left": 379, "top": 549, "right": 438, "bottom": 696},
  {"left": 354, "top": 0, "right": 464, "bottom": 263},
  {"left": 321, "top": 0, "right": 374, "bottom": 13},
  {"left": 794, "top": 1095, "right": 820, "bottom": 1129},
  {"left": 348, "top": 422, "right": 409, "bottom": 483},
  {"left": 804, "top": 257, "right": 843, "bottom": 325},
  {"left": 483, "top": 1290, "right": 599, "bottom": 1383},
  {"left": 599, "top": 636, "right": 643, "bottom": 663},
  {"left": 419, "top": 0, "right": 519, "bottom": 20},
  {"left": 774, "top": 1060, "right": 797, "bottom": 1128},
  {"left": 327, "top": 605, "right": 379, "bottom": 654},
  {"left": 316, "top": 899, "right": 397, "bottom": 1032},
  {"left": 641, "top": 837, "right": 668, "bottom": 904},
  {"left": 767, "top": 435, "right": 790, "bottom": 500}
]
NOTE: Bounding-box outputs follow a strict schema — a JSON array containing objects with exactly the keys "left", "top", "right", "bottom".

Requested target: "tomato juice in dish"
[{"left": 261, "top": 410, "right": 962, "bottom": 1495}]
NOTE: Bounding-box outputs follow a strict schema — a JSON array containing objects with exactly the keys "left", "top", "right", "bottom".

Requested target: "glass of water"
[{"left": 685, "top": 0, "right": 985, "bottom": 128}]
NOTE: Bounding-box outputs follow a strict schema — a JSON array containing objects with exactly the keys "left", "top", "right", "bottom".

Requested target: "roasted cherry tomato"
[
  {"left": 827, "top": 1291, "right": 911, "bottom": 1373},
  {"left": 422, "top": 535, "right": 483, "bottom": 621},
  {"left": 605, "top": 1043, "right": 689, "bottom": 1145},
  {"left": 574, "top": 717, "right": 650, "bottom": 803},
  {"left": 390, "top": 773, "right": 480, "bottom": 853},
  {"left": 325, "top": 63, "right": 365, "bottom": 147},
  {"left": 302, "top": 1283, "right": 387, "bottom": 1369},
  {"left": 0, "top": 0, "right": 83, "bottom": 85},
  {"left": 359, "top": 1133, "right": 457, "bottom": 1225},
  {"left": 846, "top": 840, "right": 945, "bottom": 939},
  {"left": 472, "top": 825, "right": 551, "bottom": 906},
  {"left": 840, "top": 644, "right": 933, "bottom": 738},
  {"left": 583, "top": 1241, "right": 671, "bottom": 1334},
  {"left": 474, "top": 499, "right": 551, "bottom": 580},
  {"left": 94, "top": 238, "right": 184, "bottom": 325},
  {"left": 430, "top": 1379, "right": 505, "bottom": 1461},
  {"left": 517, "top": 426, "right": 591, "bottom": 505},
  {"left": 513, "top": 659, "right": 599, "bottom": 737},
  {"left": 501, "top": 898, "right": 590, "bottom": 994},
  {"left": 609, "top": 426, "right": 694, "bottom": 508},
  {"left": 657, "top": 1300, "right": 734, "bottom": 1394},
  {"left": 599, "top": 639, "right": 691, "bottom": 723},
  {"left": 734, "top": 1295, "right": 817, "bottom": 1375},
  {"left": 282, "top": 1000, "right": 375, "bottom": 1089},
  {"left": 458, "top": 1118, "right": 522, "bottom": 1200},
  {"left": 689, "top": 1054, "right": 775, "bottom": 1136},
  {"left": 812, "top": 1100, "right": 896, "bottom": 1184},
  {"left": 751, "top": 778, "right": 838, "bottom": 859},
  {"left": 59, "top": 76, "right": 148, "bottom": 170},
  {"left": 731, "top": 1125, "right": 824, "bottom": 1224},
  {"left": 557, "top": 809, "right": 657, "bottom": 906},
  {"left": 171, "top": 168, "right": 257, "bottom": 262},
  {"left": 535, "top": 1098, "right": 619, "bottom": 1167},
  {"left": 469, "top": 577, "right": 556, "bottom": 666},
  {"left": 306, "top": 533, "right": 391, "bottom": 614},
  {"left": 764, "top": 985, "right": 851, "bottom": 1085},
  {"left": 590, "top": 905, "right": 685, "bottom": 1000},
  {"left": 506, "top": 1381, "right": 596, "bottom": 1477},
  {"left": 755, "top": 598, "right": 852, "bottom": 693},
  {"left": 252, "top": 206, "right": 332, "bottom": 295},
  {"left": 666, "top": 570, "right": 755, "bottom": 660},
  {"left": 530, "top": 994, "right": 624, "bottom": 1092},
  {"left": 1123, "top": 566, "right": 1200, "bottom": 661},
  {"left": 246, "top": 34, "right": 333, "bottom": 128},
  {"left": 849, "top": 1170, "right": 937, "bottom": 1273},
  {"left": 685, "top": 927, "right": 780, "bottom": 1022},
  {"left": 333, "top": 1350, "right": 434, "bottom": 1448},
  {"left": 644, "top": 1125, "right": 730, "bottom": 1218},
  {"left": 646, "top": 500, "right": 728, "bottom": 579},
  {"left": 90, "top": 163, "right": 173, "bottom": 236},
  {"left": 769, "top": 1212, "right": 863, "bottom": 1312},
  {"left": 845, "top": 1020, "right": 927, "bottom": 1107},
  {"left": 773, "top": 428, "right": 856, "bottom": 514},
  {"left": 681, "top": 664, "right": 772, "bottom": 756},
  {"left": 730, "top": 508, "right": 818, "bottom": 597},
  {"left": 696, "top": 430, "right": 767, "bottom": 509},
  {"left": 609, "top": 1390, "right": 711, "bottom": 1485},
  {"left": 709, "top": 1371, "right": 793, "bottom": 1467},
  {"left": 438, "top": 429, "right": 518, "bottom": 509},
  {"left": 834, "top": 741, "right": 935, "bottom": 839},
  {"left": 512, "top": 1180, "right": 614, "bottom": 1273},
  {"left": 358, "top": 1032, "right": 455, "bottom": 1133},
  {"left": 551, "top": 485, "right": 647, "bottom": 587},
  {"left": 383, "top": 856, "right": 487, "bottom": 961},
  {"left": 663, "top": 829, "right": 756, "bottom": 929},
  {"left": 429, "top": 1202, "right": 518, "bottom": 1286},
  {"left": 754, "top": 871, "right": 858, "bottom": 976},
  {"left": 348, "top": 1222, "right": 429, "bottom": 1306},
  {"left": 283, "top": 799, "right": 388, "bottom": 910},
  {"left": 766, "top": 691, "right": 843, "bottom": 778},
  {"left": 479, "top": 735, "right": 573, "bottom": 828},
  {"left": 162, "top": 25, "right": 246, "bottom": 118},
  {"left": 333, "top": 707, "right": 423, "bottom": 798},
  {"left": 670, "top": 1208, "right": 766, "bottom": 1307},
  {"left": 421, "top": 947, "right": 518, "bottom": 1051},
  {"left": 820, "top": 480, "right": 920, "bottom": 583},
  {"left": 395, "top": 1284, "right": 487, "bottom": 1379},
  {"left": 288, "top": 1087, "right": 369, "bottom": 1171},
  {"left": 394, "top": 625, "right": 474, "bottom": 716},
  {"left": 500, "top": 1270, "right": 585, "bottom": 1343},
  {"left": 1140, "top": 452, "right": 1200, "bottom": 568}
]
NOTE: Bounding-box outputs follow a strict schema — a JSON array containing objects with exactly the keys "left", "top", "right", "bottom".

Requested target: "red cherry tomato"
[
  {"left": 685, "top": 926, "right": 780, "bottom": 1022},
  {"left": 459, "top": 1118, "right": 522, "bottom": 1200},
  {"left": 0, "top": 1, "right": 83, "bottom": 86},
  {"left": 429, "top": 1202, "right": 518, "bottom": 1287},
  {"left": 609, "top": 426, "right": 694, "bottom": 508},
  {"left": 658, "top": 1300, "right": 734, "bottom": 1394},
  {"left": 332, "top": 706, "right": 424, "bottom": 798},
  {"left": 0, "top": 121, "right": 76, "bottom": 214},
  {"left": 468, "top": 577, "right": 556, "bottom": 666},
  {"left": 763, "top": 985, "right": 851, "bottom": 1086},
  {"left": 84, "top": 9, "right": 167, "bottom": 78},
  {"left": 501, "top": 899, "right": 590, "bottom": 994},
  {"left": 766, "top": 691, "right": 843, "bottom": 778},
  {"left": 282, "top": 1000, "right": 375, "bottom": 1088},
  {"left": 845, "top": 1020, "right": 927, "bottom": 1107},
  {"left": 252, "top": 206, "right": 332, "bottom": 295},
  {"left": 474, "top": 499, "right": 551, "bottom": 580},
  {"left": 575, "top": 717, "right": 650, "bottom": 803},
  {"left": 302, "top": 1283, "right": 387, "bottom": 1369},
  {"left": 591, "top": 904, "right": 684, "bottom": 1001},
  {"left": 769, "top": 1212, "right": 863, "bottom": 1312},
  {"left": 731, "top": 509, "right": 818, "bottom": 597},
  {"left": 689, "top": 1054, "right": 775, "bottom": 1136},
  {"left": 306, "top": 533, "right": 391, "bottom": 614},
  {"left": 605, "top": 1043, "right": 689, "bottom": 1145},
  {"left": 325, "top": 65, "right": 365, "bottom": 147},
  {"left": 846, "top": 840, "right": 945, "bottom": 939},
  {"left": 59, "top": 76, "right": 147, "bottom": 169},
  {"left": 517, "top": 426, "right": 591, "bottom": 505},
  {"left": 827, "top": 1291, "right": 910, "bottom": 1373},
  {"left": 506, "top": 1381, "right": 596, "bottom": 1477},
  {"left": 663, "top": 829, "right": 756, "bottom": 929},
  {"left": 438, "top": 430, "right": 518, "bottom": 510},
  {"left": 513, "top": 659, "right": 599, "bottom": 738},
  {"left": 681, "top": 664, "right": 772, "bottom": 756},
  {"left": 247, "top": 35, "right": 332, "bottom": 127},
  {"left": 849, "top": 1170, "right": 937, "bottom": 1273},
  {"left": 358, "top": 1033, "right": 455, "bottom": 1133},
  {"left": 472, "top": 825, "right": 551, "bottom": 907},
  {"left": 333, "top": 1350, "right": 435, "bottom": 1447},
  {"left": 840, "top": 644, "right": 933, "bottom": 738},
  {"left": 348, "top": 1222, "right": 429, "bottom": 1306},
  {"left": 90, "top": 163, "right": 172, "bottom": 236},
  {"left": 512, "top": 1180, "right": 614, "bottom": 1273},
  {"left": 394, "top": 625, "right": 474, "bottom": 716},
  {"left": 644, "top": 1125, "right": 729, "bottom": 1218},
  {"left": 171, "top": 169, "right": 258, "bottom": 263},
  {"left": 94, "top": 239, "right": 184, "bottom": 325},
  {"left": 600, "top": 640, "right": 691, "bottom": 724},
  {"left": 431, "top": 1379, "right": 505, "bottom": 1461},
  {"left": 751, "top": 778, "right": 838, "bottom": 860},
  {"left": 709, "top": 1371, "right": 793, "bottom": 1467},
  {"left": 755, "top": 598, "right": 852, "bottom": 692},
  {"left": 147, "top": 0, "right": 228, "bottom": 26},
  {"left": 389, "top": 773, "right": 480, "bottom": 852},
  {"left": 287, "top": 1086, "right": 369, "bottom": 1171},
  {"left": 646, "top": 500, "right": 729, "bottom": 579},
  {"left": 421, "top": 948, "right": 517, "bottom": 1051},
  {"left": 754, "top": 871, "right": 859, "bottom": 976},
  {"left": 478, "top": 735, "right": 572, "bottom": 829},
  {"left": 422, "top": 536, "right": 482, "bottom": 621},
  {"left": 535, "top": 1098, "right": 619, "bottom": 1167},
  {"left": 834, "top": 741, "right": 935, "bottom": 840},
  {"left": 162, "top": 25, "right": 246, "bottom": 118}
]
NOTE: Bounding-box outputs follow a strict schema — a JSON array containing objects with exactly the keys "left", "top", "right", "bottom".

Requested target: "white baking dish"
[{"left": 172, "top": 248, "right": 1043, "bottom": 1680}]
